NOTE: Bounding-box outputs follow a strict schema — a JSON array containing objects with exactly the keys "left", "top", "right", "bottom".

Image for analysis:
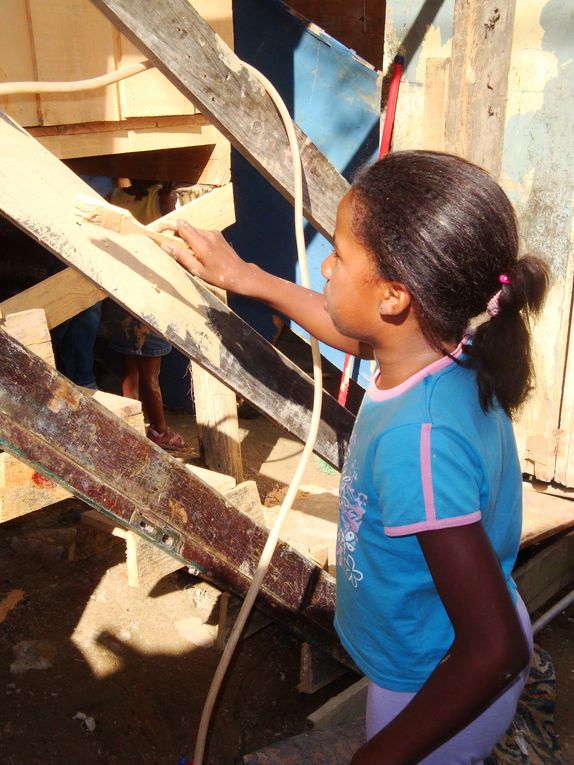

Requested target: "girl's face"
[{"left": 321, "top": 191, "right": 386, "bottom": 342}]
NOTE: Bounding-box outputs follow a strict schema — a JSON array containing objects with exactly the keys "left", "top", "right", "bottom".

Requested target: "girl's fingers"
[
  {"left": 154, "top": 221, "right": 177, "bottom": 233},
  {"left": 161, "top": 242, "right": 202, "bottom": 275}
]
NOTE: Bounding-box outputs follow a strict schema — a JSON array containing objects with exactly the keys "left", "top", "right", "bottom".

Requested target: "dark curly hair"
[{"left": 351, "top": 150, "right": 549, "bottom": 417}]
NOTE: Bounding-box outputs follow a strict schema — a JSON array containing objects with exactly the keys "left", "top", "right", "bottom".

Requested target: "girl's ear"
[{"left": 378, "top": 281, "right": 411, "bottom": 316}]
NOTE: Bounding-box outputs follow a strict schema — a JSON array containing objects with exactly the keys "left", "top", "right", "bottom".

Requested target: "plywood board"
[
  {"left": 29, "top": 0, "right": 120, "bottom": 125},
  {"left": 0, "top": 0, "right": 39, "bottom": 126}
]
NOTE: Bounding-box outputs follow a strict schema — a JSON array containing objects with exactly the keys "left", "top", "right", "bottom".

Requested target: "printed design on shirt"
[{"left": 337, "top": 458, "right": 367, "bottom": 588}]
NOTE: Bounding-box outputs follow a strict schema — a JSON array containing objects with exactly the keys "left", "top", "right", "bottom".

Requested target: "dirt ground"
[{"left": 1, "top": 402, "right": 573, "bottom": 764}]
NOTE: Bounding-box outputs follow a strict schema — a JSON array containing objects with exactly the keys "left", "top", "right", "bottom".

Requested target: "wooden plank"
[
  {"left": 184, "top": 464, "right": 236, "bottom": 493},
  {"left": 29, "top": 113, "right": 209, "bottom": 136},
  {"left": 216, "top": 591, "right": 273, "bottom": 650},
  {"left": 423, "top": 57, "right": 450, "bottom": 151},
  {"left": 0, "top": 269, "right": 106, "bottom": 330},
  {"left": 262, "top": 485, "right": 339, "bottom": 568},
  {"left": 29, "top": 118, "right": 224, "bottom": 161},
  {"left": 3, "top": 309, "right": 55, "bottom": 368},
  {"left": 521, "top": 484, "right": 574, "bottom": 548},
  {"left": 0, "top": 0, "right": 39, "bottom": 126},
  {"left": 0, "top": 307, "right": 144, "bottom": 525},
  {"left": 307, "top": 676, "right": 368, "bottom": 730},
  {"left": 115, "top": 0, "right": 233, "bottom": 119},
  {"left": 0, "top": 389, "right": 145, "bottom": 523},
  {"left": 445, "top": 1, "right": 517, "bottom": 178},
  {"left": 116, "top": 32, "right": 198, "bottom": 119},
  {"left": 30, "top": 0, "right": 120, "bottom": 126},
  {"left": 91, "top": 0, "right": 350, "bottom": 242},
  {"left": 191, "top": 283, "right": 243, "bottom": 483},
  {"left": 515, "top": 531, "right": 574, "bottom": 614},
  {"left": 83, "top": 466, "right": 252, "bottom": 589},
  {"left": 0, "top": 115, "right": 353, "bottom": 469},
  {"left": 0, "top": 329, "right": 347, "bottom": 664},
  {"left": 223, "top": 481, "right": 265, "bottom": 525},
  {"left": 298, "top": 641, "right": 348, "bottom": 694},
  {"left": 0, "top": 454, "right": 71, "bottom": 522},
  {"left": 0, "top": 183, "right": 236, "bottom": 329}
]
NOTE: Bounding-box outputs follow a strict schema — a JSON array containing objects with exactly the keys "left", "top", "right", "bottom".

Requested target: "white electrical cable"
[
  {"left": 192, "top": 63, "right": 324, "bottom": 765},
  {"left": 0, "top": 61, "right": 153, "bottom": 96},
  {"left": 1, "top": 60, "right": 326, "bottom": 765}
]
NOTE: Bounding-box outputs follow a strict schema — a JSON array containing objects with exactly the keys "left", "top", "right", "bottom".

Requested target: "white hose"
[
  {"left": 0, "top": 61, "right": 153, "bottom": 96},
  {"left": 192, "top": 63, "right": 324, "bottom": 765}
]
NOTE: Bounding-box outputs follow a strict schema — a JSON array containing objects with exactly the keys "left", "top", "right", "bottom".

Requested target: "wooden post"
[
  {"left": 191, "top": 284, "right": 243, "bottom": 482},
  {"left": 445, "top": 0, "right": 517, "bottom": 177}
]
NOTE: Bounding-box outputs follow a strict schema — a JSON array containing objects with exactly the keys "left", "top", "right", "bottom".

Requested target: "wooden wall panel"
[
  {"left": 385, "top": 0, "right": 574, "bottom": 486},
  {"left": 30, "top": 0, "right": 120, "bottom": 125},
  {"left": 1, "top": 0, "right": 233, "bottom": 128},
  {"left": 0, "top": 0, "right": 39, "bottom": 126},
  {"left": 116, "top": 32, "right": 199, "bottom": 118},
  {"left": 287, "top": 0, "right": 385, "bottom": 70},
  {"left": 117, "top": 0, "right": 233, "bottom": 119}
]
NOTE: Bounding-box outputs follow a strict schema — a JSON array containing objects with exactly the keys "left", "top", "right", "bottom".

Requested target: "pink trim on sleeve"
[
  {"left": 384, "top": 421, "right": 482, "bottom": 536},
  {"left": 420, "top": 423, "right": 435, "bottom": 522},
  {"left": 384, "top": 511, "right": 482, "bottom": 537}
]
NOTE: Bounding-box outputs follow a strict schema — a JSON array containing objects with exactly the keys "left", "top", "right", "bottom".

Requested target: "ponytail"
[
  {"left": 351, "top": 151, "right": 550, "bottom": 418},
  {"left": 465, "top": 255, "right": 549, "bottom": 417}
]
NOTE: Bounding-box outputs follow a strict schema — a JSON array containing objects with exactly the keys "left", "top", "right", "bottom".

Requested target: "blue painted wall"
[{"left": 227, "top": 0, "right": 381, "bottom": 387}]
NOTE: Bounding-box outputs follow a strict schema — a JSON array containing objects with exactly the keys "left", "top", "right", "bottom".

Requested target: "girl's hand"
[{"left": 160, "top": 220, "right": 253, "bottom": 294}]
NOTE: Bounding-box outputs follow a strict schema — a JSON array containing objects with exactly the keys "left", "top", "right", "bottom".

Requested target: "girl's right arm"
[{"left": 162, "top": 221, "right": 372, "bottom": 358}]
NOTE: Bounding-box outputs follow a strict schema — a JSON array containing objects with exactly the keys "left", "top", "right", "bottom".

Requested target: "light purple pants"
[{"left": 366, "top": 595, "right": 533, "bottom": 765}]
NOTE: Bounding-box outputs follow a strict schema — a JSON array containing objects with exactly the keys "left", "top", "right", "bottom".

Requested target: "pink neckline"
[{"left": 368, "top": 342, "right": 465, "bottom": 402}]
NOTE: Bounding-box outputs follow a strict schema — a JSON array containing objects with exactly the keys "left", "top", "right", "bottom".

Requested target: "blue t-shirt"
[{"left": 334, "top": 346, "right": 522, "bottom": 692}]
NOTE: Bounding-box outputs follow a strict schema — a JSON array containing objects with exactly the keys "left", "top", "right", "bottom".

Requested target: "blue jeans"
[{"left": 51, "top": 303, "right": 102, "bottom": 388}]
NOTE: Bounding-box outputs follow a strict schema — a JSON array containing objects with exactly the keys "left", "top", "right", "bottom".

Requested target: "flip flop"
[{"left": 147, "top": 426, "right": 187, "bottom": 451}]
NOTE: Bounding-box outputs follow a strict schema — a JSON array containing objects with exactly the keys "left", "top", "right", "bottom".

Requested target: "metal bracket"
[{"left": 129, "top": 510, "right": 183, "bottom": 554}]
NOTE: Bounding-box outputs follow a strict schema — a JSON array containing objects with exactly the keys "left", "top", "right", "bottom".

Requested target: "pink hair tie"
[{"left": 487, "top": 274, "right": 512, "bottom": 317}]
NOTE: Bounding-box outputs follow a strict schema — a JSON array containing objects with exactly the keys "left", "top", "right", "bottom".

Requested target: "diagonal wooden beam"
[
  {"left": 90, "top": 0, "right": 349, "bottom": 241},
  {"left": 0, "top": 183, "right": 235, "bottom": 328},
  {"left": 0, "top": 113, "right": 353, "bottom": 469},
  {"left": 0, "top": 327, "right": 348, "bottom": 663}
]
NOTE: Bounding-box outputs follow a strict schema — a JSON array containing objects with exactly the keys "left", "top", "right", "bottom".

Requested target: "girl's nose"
[{"left": 321, "top": 251, "right": 334, "bottom": 280}]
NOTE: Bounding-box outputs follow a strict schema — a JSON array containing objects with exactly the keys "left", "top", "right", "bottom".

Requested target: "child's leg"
[
  {"left": 366, "top": 596, "right": 533, "bottom": 764},
  {"left": 121, "top": 354, "right": 140, "bottom": 400},
  {"left": 137, "top": 356, "right": 166, "bottom": 433}
]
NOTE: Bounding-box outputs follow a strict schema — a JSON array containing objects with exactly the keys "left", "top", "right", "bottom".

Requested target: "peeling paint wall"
[{"left": 385, "top": 0, "right": 574, "bottom": 483}]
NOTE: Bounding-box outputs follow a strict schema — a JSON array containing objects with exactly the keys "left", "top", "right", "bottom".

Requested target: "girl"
[{"left": 163, "top": 151, "right": 549, "bottom": 764}]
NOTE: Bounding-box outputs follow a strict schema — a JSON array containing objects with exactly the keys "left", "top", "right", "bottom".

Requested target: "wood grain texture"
[
  {"left": 90, "top": 0, "right": 349, "bottom": 241},
  {"left": 0, "top": 183, "right": 235, "bottom": 329},
  {"left": 0, "top": 114, "right": 352, "bottom": 469},
  {"left": 0, "top": 269, "right": 106, "bottom": 329},
  {"left": 0, "top": 328, "right": 348, "bottom": 663},
  {"left": 445, "top": 0, "right": 517, "bottom": 178}
]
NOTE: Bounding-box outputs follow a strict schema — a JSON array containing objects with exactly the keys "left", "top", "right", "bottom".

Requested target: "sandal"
[{"left": 147, "top": 426, "right": 187, "bottom": 451}]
